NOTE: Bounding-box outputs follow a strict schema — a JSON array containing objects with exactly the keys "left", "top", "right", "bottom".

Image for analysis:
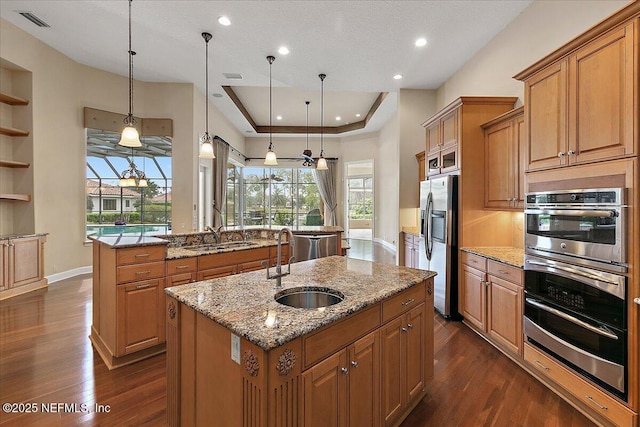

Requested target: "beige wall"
[{"left": 376, "top": 115, "right": 399, "bottom": 247}]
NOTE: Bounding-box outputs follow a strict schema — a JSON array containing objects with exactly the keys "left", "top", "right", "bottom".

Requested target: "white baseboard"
[
  {"left": 373, "top": 237, "right": 397, "bottom": 253},
  {"left": 46, "top": 266, "right": 93, "bottom": 284}
]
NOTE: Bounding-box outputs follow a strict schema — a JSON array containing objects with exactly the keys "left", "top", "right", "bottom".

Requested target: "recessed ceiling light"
[
  {"left": 355, "top": 113, "right": 361, "bottom": 118},
  {"left": 212, "top": 93, "right": 223, "bottom": 98},
  {"left": 278, "top": 46, "right": 289, "bottom": 55},
  {"left": 276, "top": 115, "right": 282, "bottom": 120},
  {"left": 218, "top": 16, "right": 231, "bottom": 26},
  {"left": 336, "top": 116, "right": 341, "bottom": 121},
  {"left": 415, "top": 38, "right": 427, "bottom": 47},
  {"left": 393, "top": 74, "right": 403, "bottom": 80}
]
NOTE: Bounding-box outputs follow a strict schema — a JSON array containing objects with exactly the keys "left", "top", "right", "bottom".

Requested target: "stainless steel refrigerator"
[{"left": 419, "top": 175, "right": 459, "bottom": 319}]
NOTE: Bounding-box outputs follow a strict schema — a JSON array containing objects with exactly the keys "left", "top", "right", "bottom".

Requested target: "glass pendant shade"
[
  {"left": 137, "top": 178, "right": 148, "bottom": 187},
  {"left": 264, "top": 149, "right": 278, "bottom": 166},
  {"left": 316, "top": 156, "right": 328, "bottom": 170},
  {"left": 118, "top": 177, "right": 128, "bottom": 187},
  {"left": 199, "top": 135, "right": 215, "bottom": 159},
  {"left": 119, "top": 125, "right": 142, "bottom": 147}
]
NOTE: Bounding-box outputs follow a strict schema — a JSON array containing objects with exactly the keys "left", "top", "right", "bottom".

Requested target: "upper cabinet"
[
  {"left": 516, "top": 11, "right": 638, "bottom": 172},
  {"left": 482, "top": 107, "right": 525, "bottom": 209},
  {"left": 424, "top": 108, "right": 459, "bottom": 176}
]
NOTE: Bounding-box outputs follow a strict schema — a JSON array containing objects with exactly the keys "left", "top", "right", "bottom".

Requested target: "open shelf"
[
  {"left": 0, "top": 194, "right": 31, "bottom": 202},
  {"left": 0, "top": 159, "right": 30, "bottom": 168},
  {"left": 0, "top": 126, "right": 30, "bottom": 137},
  {"left": 0, "top": 92, "right": 29, "bottom": 106}
]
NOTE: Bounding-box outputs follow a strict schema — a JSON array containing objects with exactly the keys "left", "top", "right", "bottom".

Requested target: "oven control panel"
[{"left": 526, "top": 188, "right": 622, "bottom": 206}]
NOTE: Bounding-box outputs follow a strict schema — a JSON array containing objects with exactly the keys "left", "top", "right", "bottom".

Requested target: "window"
[
  {"left": 239, "top": 167, "right": 320, "bottom": 227},
  {"left": 348, "top": 177, "right": 373, "bottom": 220},
  {"left": 102, "top": 199, "right": 117, "bottom": 211},
  {"left": 86, "top": 128, "right": 172, "bottom": 238}
]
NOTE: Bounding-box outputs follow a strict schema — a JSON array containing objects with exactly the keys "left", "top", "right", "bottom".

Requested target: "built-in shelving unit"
[
  {"left": 0, "top": 92, "right": 29, "bottom": 106},
  {"left": 0, "top": 126, "right": 29, "bottom": 137},
  {"left": 0, "top": 194, "right": 31, "bottom": 202}
]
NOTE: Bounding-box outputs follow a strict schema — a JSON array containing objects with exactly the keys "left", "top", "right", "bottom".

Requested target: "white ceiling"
[{"left": 0, "top": 0, "right": 532, "bottom": 137}]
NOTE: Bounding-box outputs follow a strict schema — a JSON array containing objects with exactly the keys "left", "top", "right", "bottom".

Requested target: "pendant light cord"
[
  {"left": 127, "top": 0, "right": 135, "bottom": 125},
  {"left": 269, "top": 57, "right": 273, "bottom": 149},
  {"left": 205, "top": 35, "right": 209, "bottom": 135},
  {"left": 306, "top": 101, "right": 309, "bottom": 149},
  {"left": 319, "top": 74, "right": 326, "bottom": 156}
]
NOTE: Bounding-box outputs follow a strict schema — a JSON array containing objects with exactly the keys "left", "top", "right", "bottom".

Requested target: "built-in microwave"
[{"left": 524, "top": 188, "right": 626, "bottom": 273}]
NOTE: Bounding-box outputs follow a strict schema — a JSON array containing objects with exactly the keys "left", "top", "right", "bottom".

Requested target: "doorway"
[{"left": 345, "top": 161, "right": 374, "bottom": 240}]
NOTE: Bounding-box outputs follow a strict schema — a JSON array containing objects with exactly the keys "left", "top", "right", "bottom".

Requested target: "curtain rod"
[{"left": 213, "top": 135, "right": 247, "bottom": 160}]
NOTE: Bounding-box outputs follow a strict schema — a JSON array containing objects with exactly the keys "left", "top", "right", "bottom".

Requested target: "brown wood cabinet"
[
  {"left": 482, "top": 107, "right": 525, "bottom": 209},
  {"left": 302, "top": 330, "right": 380, "bottom": 427},
  {"left": 517, "top": 18, "right": 637, "bottom": 172},
  {"left": 90, "top": 242, "right": 167, "bottom": 369},
  {"left": 460, "top": 251, "right": 523, "bottom": 357},
  {"left": 0, "top": 235, "right": 47, "bottom": 300},
  {"left": 424, "top": 108, "right": 459, "bottom": 176}
]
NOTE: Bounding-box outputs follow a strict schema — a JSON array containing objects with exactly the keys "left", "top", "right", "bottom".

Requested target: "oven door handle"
[
  {"left": 525, "top": 259, "right": 621, "bottom": 288},
  {"left": 525, "top": 298, "right": 619, "bottom": 340},
  {"left": 524, "top": 209, "right": 618, "bottom": 218}
]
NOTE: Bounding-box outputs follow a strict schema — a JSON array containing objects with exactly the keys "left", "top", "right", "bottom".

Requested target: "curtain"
[
  {"left": 212, "top": 138, "right": 230, "bottom": 228},
  {"left": 313, "top": 159, "right": 338, "bottom": 226}
]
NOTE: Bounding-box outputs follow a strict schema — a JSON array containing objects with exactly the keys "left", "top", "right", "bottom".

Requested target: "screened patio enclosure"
[{"left": 85, "top": 128, "right": 172, "bottom": 237}]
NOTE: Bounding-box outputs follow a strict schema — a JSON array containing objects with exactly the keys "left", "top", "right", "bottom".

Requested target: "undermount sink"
[
  {"left": 275, "top": 287, "right": 344, "bottom": 309},
  {"left": 186, "top": 241, "right": 259, "bottom": 252}
]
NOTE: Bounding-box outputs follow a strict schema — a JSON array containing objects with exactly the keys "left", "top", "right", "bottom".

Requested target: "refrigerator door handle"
[{"left": 426, "top": 192, "right": 433, "bottom": 260}]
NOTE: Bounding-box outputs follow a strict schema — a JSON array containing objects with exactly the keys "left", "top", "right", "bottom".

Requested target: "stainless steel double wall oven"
[{"left": 524, "top": 188, "right": 628, "bottom": 398}]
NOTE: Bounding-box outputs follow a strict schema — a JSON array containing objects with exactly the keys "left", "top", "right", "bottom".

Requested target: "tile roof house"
[{"left": 86, "top": 179, "right": 139, "bottom": 213}]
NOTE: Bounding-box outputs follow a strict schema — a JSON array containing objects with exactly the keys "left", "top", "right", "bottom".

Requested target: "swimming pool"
[{"left": 86, "top": 224, "right": 170, "bottom": 237}]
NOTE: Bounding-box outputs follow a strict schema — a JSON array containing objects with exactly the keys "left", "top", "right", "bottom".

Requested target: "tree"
[{"left": 86, "top": 195, "right": 94, "bottom": 211}]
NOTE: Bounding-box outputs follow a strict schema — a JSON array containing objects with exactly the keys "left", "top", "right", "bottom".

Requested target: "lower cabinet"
[
  {"left": 381, "top": 303, "right": 426, "bottom": 426},
  {"left": 302, "top": 331, "right": 380, "bottom": 427},
  {"left": 402, "top": 233, "right": 420, "bottom": 269},
  {"left": 460, "top": 251, "right": 523, "bottom": 357},
  {"left": 0, "top": 234, "right": 48, "bottom": 299},
  {"left": 116, "top": 278, "right": 165, "bottom": 356}
]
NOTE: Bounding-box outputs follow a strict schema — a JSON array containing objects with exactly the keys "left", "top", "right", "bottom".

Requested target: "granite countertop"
[
  {"left": 0, "top": 232, "right": 49, "bottom": 240},
  {"left": 166, "top": 239, "right": 281, "bottom": 260},
  {"left": 402, "top": 227, "right": 420, "bottom": 236},
  {"left": 460, "top": 247, "right": 525, "bottom": 268},
  {"left": 165, "top": 256, "right": 435, "bottom": 351},
  {"left": 89, "top": 235, "right": 169, "bottom": 248}
]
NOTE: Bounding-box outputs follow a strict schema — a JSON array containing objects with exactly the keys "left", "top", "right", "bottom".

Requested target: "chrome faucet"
[
  {"left": 205, "top": 225, "right": 224, "bottom": 243},
  {"left": 262, "top": 228, "right": 295, "bottom": 287}
]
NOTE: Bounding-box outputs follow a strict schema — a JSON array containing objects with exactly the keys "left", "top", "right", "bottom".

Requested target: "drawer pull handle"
[
  {"left": 585, "top": 396, "right": 607, "bottom": 410},
  {"left": 401, "top": 298, "right": 415, "bottom": 306},
  {"left": 351, "top": 361, "right": 358, "bottom": 368},
  {"left": 135, "top": 270, "right": 151, "bottom": 275},
  {"left": 176, "top": 265, "right": 190, "bottom": 270},
  {"left": 135, "top": 253, "right": 151, "bottom": 258},
  {"left": 407, "top": 323, "right": 413, "bottom": 329},
  {"left": 135, "top": 284, "right": 151, "bottom": 290},
  {"left": 534, "top": 360, "right": 549, "bottom": 371},
  {"left": 341, "top": 367, "right": 348, "bottom": 375},
  {"left": 497, "top": 269, "right": 508, "bottom": 274},
  {"left": 401, "top": 327, "right": 408, "bottom": 332}
]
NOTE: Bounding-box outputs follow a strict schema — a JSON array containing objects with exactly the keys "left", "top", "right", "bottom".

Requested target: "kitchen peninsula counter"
[{"left": 165, "top": 256, "right": 435, "bottom": 426}]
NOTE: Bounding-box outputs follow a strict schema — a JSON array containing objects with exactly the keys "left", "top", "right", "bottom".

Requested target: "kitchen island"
[{"left": 165, "top": 255, "right": 435, "bottom": 427}]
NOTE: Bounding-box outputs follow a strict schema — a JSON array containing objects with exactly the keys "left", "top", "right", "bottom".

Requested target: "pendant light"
[
  {"left": 118, "top": 148, "right": 148, "bottom": 187},
  {"left": 316, "top": 73, "right": 328, "bottom": 170},
  {"left": 118, "top": 0, "right": 142, "bottom": 148},
  {"left": 198, "top": 32, "right": 216, "bottom": 159},
  {"left": 302, "top": 101, "right": 313, "bottom": 166},
  {"left": 264, "top": 55, "right": 278, "bottom": 166}
]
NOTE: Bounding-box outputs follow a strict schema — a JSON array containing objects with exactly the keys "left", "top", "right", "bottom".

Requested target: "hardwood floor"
[{"left": 0, "top": 244, "right": 595, "bottom": 426}]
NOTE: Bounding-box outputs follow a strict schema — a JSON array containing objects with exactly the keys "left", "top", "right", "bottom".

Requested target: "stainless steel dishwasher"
[{"left": 293, "top": 234, "right": 338, "bottom": 261}]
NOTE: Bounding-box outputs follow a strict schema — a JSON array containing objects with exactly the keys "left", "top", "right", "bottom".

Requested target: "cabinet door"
[
  {"left": 405, "top": 303, "right": 425, "bottom": 403},
  {"left": 348, "top": 331, "right": 380, "bottom": 427},
  {"left": 166, "top": 272, "right": 195, "bottom": 287},
  {"left": 426, "top": 152, "right": 440, "bottom": 176},
  {"left": 439, "top": 145, "right": 458, "bottom": 174},
  {"left": 0, "top": 242, "right": 8, "bottom": 291},
  {"left": 425, "top": 122, "right": 441, "bottom": 154},
  {"left": 488, "top": 275, "right": 523, "bottom": 356},
  {"left": 403, "top": 236, "right": 414, "bottom": 268},
  {"left": 569, "top": 22, "right": 635, "bottom": 164},
  {"left": 525, "top": 60, "right": 568, "bottom": 171},
  {"left": 461, "top": 264, "right": 486, "bottom": 332},
  {"left": 116, "top": 278, "right": 164, "bottom": 356},
  {"left": 302, "top": 350, "right": 347, "bottom": 427},
  {"left": 484, "top": 120, "right": 513, "bottom": 209},
  {"left": 237, "top": 260, "right": 264, "bottom": 273},
  {"left": 440, "top": 109, "right": 459, "bottom": 149},
  {"left": 380, "top": 316, "right": 403, "bottom": 426},
  {"left": 10, "top": 236, "right": 43, "bottom": 288},
  {"left": 197, "top": 265, "right": 236, "bottom": 280}
]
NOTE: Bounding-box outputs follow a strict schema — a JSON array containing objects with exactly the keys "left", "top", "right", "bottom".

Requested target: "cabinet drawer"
[
  {"left": 166, "top": 257, "right": 197, "bottom": 275},
  {"left": 524, "top": 343, "right": 636, "bottom": 427},
  {"left": 117, "top": 245, "right": 165, "bottom": 265},
  {"left": 304, "top": 303, "right": 380, "bottom": 369},
  {"left": 197, "top": 265, "right": 236, "bottom": 281},
  {"left": 382, "top": 282, "right": 425, "bottom": 324},
  {"left": 237, "top": 260, "right": 265, "bottom": 273},
  {"left": 487, "top": 260, "right": 522, "bottom": 286},
  {"left": 117, "top": 261, "right": 165, "bottom": 284},
  {"left": 166, "top": 272, "right": 196, "bottom": 287},
  {"left": 461, "top": 251, "right": 486, "bottom": 270}
]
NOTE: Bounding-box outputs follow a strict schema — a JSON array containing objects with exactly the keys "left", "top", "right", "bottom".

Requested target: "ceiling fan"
[{"left": 260, "top": 174, "right": 284, "bottom": 182}]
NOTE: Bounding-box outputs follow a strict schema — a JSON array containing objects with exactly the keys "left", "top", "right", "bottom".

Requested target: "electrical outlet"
[{"left": 231, "top": 334, "right": 240, "bottom": 364}]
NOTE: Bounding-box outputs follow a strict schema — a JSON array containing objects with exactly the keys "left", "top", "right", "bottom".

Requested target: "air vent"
[
  {"left": 17, "top": 11, "right": 50, "bottom": 27},
  {"left": 223, "top": 73, "right": 243, "bottom": 80}
]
